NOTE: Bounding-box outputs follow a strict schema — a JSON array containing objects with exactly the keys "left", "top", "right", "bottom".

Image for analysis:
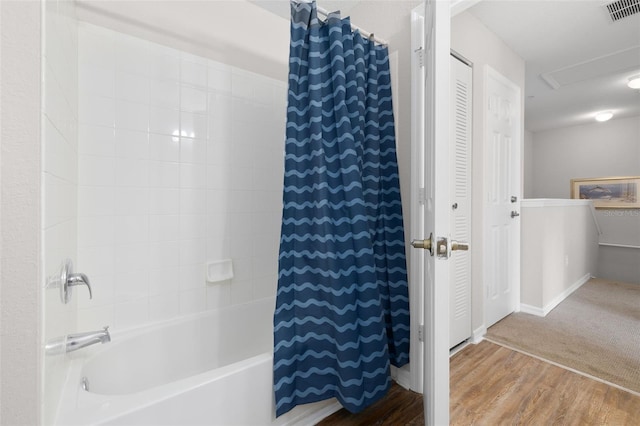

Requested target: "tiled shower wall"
[
  {"left": 77, "top": 23, "right": 286, "bottom": 331},
  {"left": 42, "top": 0, "right": 78, "bottom": 423}
]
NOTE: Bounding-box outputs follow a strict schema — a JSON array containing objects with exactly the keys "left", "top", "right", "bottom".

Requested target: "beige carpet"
[{"left": 486, "top": 278, "right": 640, "bottom": 394}]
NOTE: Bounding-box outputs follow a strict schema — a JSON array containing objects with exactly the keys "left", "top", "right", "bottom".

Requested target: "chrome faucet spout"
[
  {"left": 66, "top": 326, "right": 111, "bottom": 352},
  {"left": 45, "top": 326, "right": 111, "bottom": 355}
]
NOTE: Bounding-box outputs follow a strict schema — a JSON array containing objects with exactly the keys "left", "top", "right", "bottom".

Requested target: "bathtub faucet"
[
  {"left": 45, "top": 326, "right": 111, "bottom": 355},
  {"left": 66, "top": 326, "right": 111, "bottom": 352}
]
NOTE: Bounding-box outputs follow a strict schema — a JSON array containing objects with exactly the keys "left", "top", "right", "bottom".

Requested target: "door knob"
[
  {"left": 452, "top": 202, "right": 458, "bottom": 210},
  {"left": 511, "top": 211, "right": 520, "bottom": 218},
  {"left": 511, "top": 196, "right": 518, "bottom": 203},
  {"left": 451, "top": 240, "right": 469, "bottom": 251},
  {"left": 411, "top": 232, "right": 434, "bottom": 256}
]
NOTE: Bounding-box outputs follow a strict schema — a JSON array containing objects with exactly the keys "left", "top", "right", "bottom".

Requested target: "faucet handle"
[
  {"left": 47, "top": 259, "right": 93, "bottom": 304},
  {"left": 68, "top": 272, "right": 92, "bottom": 299}
]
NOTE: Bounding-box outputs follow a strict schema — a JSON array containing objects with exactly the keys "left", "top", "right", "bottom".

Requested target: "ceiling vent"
[{"left": 605, "top": 0, "right": 640, "bottom": 22}]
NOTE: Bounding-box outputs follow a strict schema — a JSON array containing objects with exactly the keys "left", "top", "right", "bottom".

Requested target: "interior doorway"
[{"left": 483, "top": 66, "right": 522, "bottom": 327}]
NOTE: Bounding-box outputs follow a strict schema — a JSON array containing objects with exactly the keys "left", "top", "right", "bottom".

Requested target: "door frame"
[
  {"left": 409, "top": 6, "right": 426, "bottom": 395},
  {"left": 411, "top": 1, "right": 490, "bottom": 424},
  {"left": 424, "top": 0, "right": 451, "bottom": 422}
]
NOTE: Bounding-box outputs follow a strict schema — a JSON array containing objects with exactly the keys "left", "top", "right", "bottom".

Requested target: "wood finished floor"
[{"left": 316, "top": 341, "right": 640, "bottom": 425}]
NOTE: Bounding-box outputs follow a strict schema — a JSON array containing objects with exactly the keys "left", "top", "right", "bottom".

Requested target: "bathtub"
[{"left": 56, "top": 298, "right": 340, "bottom": 425}]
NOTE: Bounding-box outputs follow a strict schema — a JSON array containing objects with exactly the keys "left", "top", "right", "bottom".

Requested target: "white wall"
[
  {"left": 76, "top": 22, "right": 287, "bottom": 331},
  {"left": 520, "top": 200, "right": 599, "bottom": 314},
  {"left": 0, "top": 1, "right": 42, "bottom": 424},
  {"left": 598, "top": 244, "right": 640, "bottom": 284},
  {"left": 41, "top": 0, "right": 80, "bottom": 423},
  {"left": 451, "top": 11, "right": 526, "bottom": 333},
  {"left": 523, "top": 129, "right": 534, "bottom": 198},
  {"left": 531, "top": 116, "right": 639, "bottom": 198},
  {"left": 531, "top": 116, "right": 640, "bottom": 283}
]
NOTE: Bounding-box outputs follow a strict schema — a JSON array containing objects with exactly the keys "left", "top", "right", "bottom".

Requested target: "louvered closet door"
[{"left": 449, "top": 55, "right": 472, "bottom": 349}]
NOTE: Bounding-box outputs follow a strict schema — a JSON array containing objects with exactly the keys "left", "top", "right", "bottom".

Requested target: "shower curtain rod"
[{"left": 316, "top": 5, "right": 388, "bottom": 46}]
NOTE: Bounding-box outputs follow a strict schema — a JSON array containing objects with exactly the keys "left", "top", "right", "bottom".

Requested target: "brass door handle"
[
  {"left": 411, "top": 233, "right": 434, "bottom": 256},
  {"left": 451, "top": 240, "right": 469, "bottom": 251}
]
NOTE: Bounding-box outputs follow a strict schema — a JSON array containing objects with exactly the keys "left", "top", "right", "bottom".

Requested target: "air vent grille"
[{"left": 605, "top": 0, "right": 640, "bottom": 22}]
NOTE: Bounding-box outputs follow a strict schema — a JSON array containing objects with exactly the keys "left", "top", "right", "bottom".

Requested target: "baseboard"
[
  {"left": 520, "top": 303, "right": 546, "bottom": 317},
  {"left": 471, "top": 325, "right": 486, "bottom": 343},
  {"left": 521, "top": 273, "right": 592, "bottom": 317},
  {"left": 391, "top": 365, "right": 412, "bottom": 390},
  {"left": 279, "top": 399, "right": 342, "bottom": 426}
]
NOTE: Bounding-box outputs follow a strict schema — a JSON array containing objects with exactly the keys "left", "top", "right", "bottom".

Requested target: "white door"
[
  {"left": 484, "top": 66, "right": 521, "bottom": 327},
  {"left": 449, "top": 55, "right": 472, "bottom": 349},
  {"left": 412, "top": 1, "right": 451, "bottom": 424}
]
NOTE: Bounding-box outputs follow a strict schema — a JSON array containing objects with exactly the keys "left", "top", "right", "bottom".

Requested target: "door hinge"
[
  {"left": 418, "top": 187, "right": 426, "bottom": 205},
  {"left": 418, "top": 324, "right": 424, "bottom": 342}
]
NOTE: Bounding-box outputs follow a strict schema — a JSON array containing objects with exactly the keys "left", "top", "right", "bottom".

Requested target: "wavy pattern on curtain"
[{"left": 273, "top": 0, "right": 410, "bottom": 417}]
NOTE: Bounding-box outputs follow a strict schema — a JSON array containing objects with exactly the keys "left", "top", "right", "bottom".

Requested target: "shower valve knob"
[{"left": 47, "top": 259, "right": 93, "bottom": 304}]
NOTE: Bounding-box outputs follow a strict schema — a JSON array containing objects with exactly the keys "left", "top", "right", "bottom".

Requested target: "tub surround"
[
  {"left": 46, "top": 10, "right": 288, "bottom": 424},
  {"left": 76, "top": 22, "right": 286, "bottom": 331}
]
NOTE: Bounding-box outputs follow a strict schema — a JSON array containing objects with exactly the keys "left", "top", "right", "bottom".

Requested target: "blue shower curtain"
[{"left": 273, "top": 0, "right": 410, "bottom": 416}]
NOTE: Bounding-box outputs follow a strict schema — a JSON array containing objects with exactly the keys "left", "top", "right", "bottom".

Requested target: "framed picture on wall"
[{"left": 570, "top": 176, "right": 640, "bottom": 209}]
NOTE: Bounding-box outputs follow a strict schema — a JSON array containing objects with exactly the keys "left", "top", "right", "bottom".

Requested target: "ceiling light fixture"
[
  {"left": 628, "top": 75, "right": 640, "bottom": 89},
  {"left": 595, "top": 111, "right": 614, "bottom": 122}
]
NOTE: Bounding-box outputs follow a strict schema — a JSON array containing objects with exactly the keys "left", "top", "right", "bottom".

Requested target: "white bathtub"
[{"left": 56, "top": 298, "right": 340, "bottom": 425}]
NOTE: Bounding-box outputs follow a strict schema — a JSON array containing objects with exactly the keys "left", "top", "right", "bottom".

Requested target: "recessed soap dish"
[{"left": 206, "top": 259, "right": 233, "bottom": 283}]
